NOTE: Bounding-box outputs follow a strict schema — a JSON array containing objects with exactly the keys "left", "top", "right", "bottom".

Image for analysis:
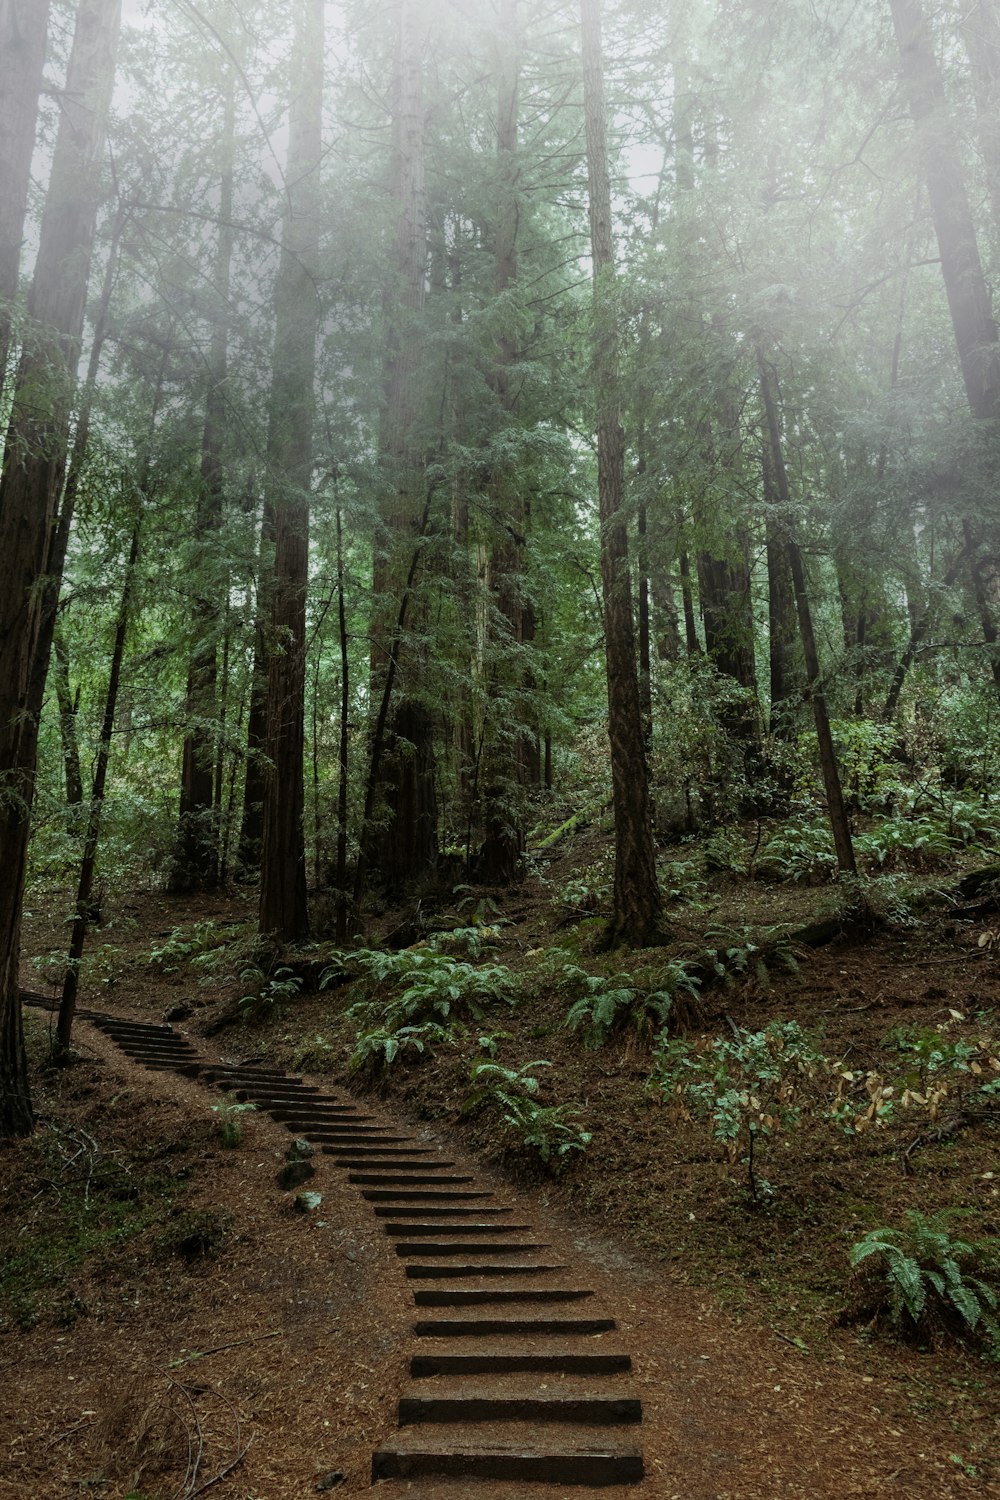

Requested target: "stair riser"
[
  {"left": 395, "top": 1243, "right": 546, "bottom": 1257},
  {"left": 398, "top": 1396, "right": 642, "bottom": 1426},
  {"left": 413, "top": 1319, "right": 615, "bottom": 1338},
  {"left": 405, "top": 1264, "right": 565, "bottom": 1278},
  {"left": 371, "top": 1449, "right": 643, "bottom": 1485},
  {"left": 410, "top": 1353, "right": 631, "bottom": 1376},
  {"left": 413, "top": 1289, "right": 593, "bottom": 1307}
]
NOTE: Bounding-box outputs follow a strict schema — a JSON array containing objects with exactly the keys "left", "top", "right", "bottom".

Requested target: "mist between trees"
[{"left": 2, "top": 0, "right": 1000, "bottom": 1134}]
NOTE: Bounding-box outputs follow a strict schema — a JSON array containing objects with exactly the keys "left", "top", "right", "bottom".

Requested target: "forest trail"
[{"left": 10, "top": 996, "right": 990, "bottom": 1500}]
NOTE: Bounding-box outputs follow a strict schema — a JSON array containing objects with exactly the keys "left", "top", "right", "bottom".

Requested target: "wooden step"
[
  {"left": 395, "top": 1241, "right": 548, "bottom": 1257},
  {"left": 412, "top": 1286, "right": 594, "bottom": 1307},
  {"left": 348, "top": 1171, "right": 475, "bottom": 1186},
  {"left": 385, "top": 1222, "right": 531, "bottom": 1236},
  {"left": 371, "top": 1429, "right": 643, "bottom": 1485},
  {"left": 362, "top": 1188, "right": 492, "bottom": 1203},
  {"left": 371, "top": 1203, "right": 513, "bottom": 1218},
  {"left": 397, "top": 1380, "right": 641, "bottom": 1426},
  {"left": 404, "top": 1261, "right": 567, "bottom": 1279},
  {"left": 409, "top": 1344, "right": 632, "bottom": 1377},
  {"left": 413, "top": 1314, "right": 615, "bottom": 1338}
]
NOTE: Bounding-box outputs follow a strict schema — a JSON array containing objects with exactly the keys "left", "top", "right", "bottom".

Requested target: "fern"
[{"left": 850, "top": 1210, "right": 1000, "bottom": 1347}]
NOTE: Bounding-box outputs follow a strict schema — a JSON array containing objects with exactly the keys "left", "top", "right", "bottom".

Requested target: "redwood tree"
[
  {"left": 580, "top": 0, "right": 662, "bottom": 947},
  {"left": 0, "top": 0, "right": 122, "bottom": 1138},
  {"left": 258, "top": 0, "right": 324, "bottom": 942}
]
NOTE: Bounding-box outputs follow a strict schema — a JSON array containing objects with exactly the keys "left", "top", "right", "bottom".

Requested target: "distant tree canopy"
[{"left": 3, "top": 0, "right": 1000, "bottom": 1131}]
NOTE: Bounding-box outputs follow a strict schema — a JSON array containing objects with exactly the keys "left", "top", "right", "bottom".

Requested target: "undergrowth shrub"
[
  {"left": 331, "top": 949, "right": 521, "bottom": 1077},
  {"left": 848, "top": 1210, "right": 1000, "bottom": 1351},
  {"left": 650, "top": 1020, "right": 830, "bottom": 1201},
  {"left": 464, "top": 1057, "right": 591, "bottom": 1169},
  {"left": 550, "top": 956, "right": 700, "bottom": 1048}
]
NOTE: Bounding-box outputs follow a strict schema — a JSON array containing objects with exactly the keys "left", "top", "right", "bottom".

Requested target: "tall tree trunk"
[
  {"left": 580, "top": 0, "right": 662, "bottom": 947},
  {"left": 334, "top": 506, "right": 350, "bottom": 943},
  {"left": 52, "top": 629, "right": 84, "bottom": 808},
  {"left": 172, "top": 70, "right": 237, "bottom": 892},
  {"left": 238, "top": 497, "right": 274, "bottom": 873},
  {"left": 959, "top": 0, "right": 1000, "bottom": 238},
  {"left": 0, "top": 0, "right": 122, "bottom": 1139},
  {"left": 480, "top": 0, "right": 530, "bottom": 885},
  {"left": 367, "top": 0, "right": 438, "bottom": 894},
  {"left": 55, "top": 519, "right": 140, "bottom": 1059},
  {"left": 258, "top": 0, "right": 323, "bottom": 942},
  {"left": 763, "top": 440, "right": 798, "bottom": 734},
  {"left": 889, "top": 0, "right": 1000, "bottom": 421},
  {"left": 0, "top": 0, "right": 50, "bottom": 408},
  {"left": 890, "top": 0, "right": 1000, "bottom": 694},
  {"left": 758, "top": 352, "right": 857, "bottom": 877}
]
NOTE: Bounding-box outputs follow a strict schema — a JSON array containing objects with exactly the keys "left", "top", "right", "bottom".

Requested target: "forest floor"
[{"left": 4, "top": 819, "right": 1000, "bottom": 1498}]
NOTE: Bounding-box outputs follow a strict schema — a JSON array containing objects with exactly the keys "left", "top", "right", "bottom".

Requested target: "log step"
[
  {"left": 413, "top": 1315, "right": 615, "bottom": 1338},
  {"left": 409, "top": 1344, "right": 632, "bottom": 1377},
  {"left": 362, "top": 1189, "right": 492, "bottom": 1202},
  {"left": 371, "top": 1204, "right": 513, "bottom": 1219},
  {"left": 385, "top": 1222, "right": 530, "bottom": 1236},
  {"left": 404, "top": 1262, "right": 567, "bottom": 1279},
  {"left": 397, "top": 1382, "right": 641, "bottom": 1426},
  {"left": 371, "top": 1433, "right": 643, "bottom": 1486},
  {"left": 348, "top": 1171, "right": 475, "bottom": 1186},
  {"left": 395, "top": 1240, "right": 547, "bottom": 1257},
  {"left": 413, "top": 1286, "right": 594, "bottom": 1307}
]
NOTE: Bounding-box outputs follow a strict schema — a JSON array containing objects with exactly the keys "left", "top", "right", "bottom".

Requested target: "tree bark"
[
  {"left": 0, "top": 0, "right": 122, "bottom": 1139},
  {"left": 480, "top": 0, "right": 531, "bottom": 885},
  {"left": 55, "top": 520, "right": 140, "bottom": 1058},
  {"left": 238, "top": 498, "right": 275, "bottom": 873},
  {"left": 0, "top": 0, "right": 50, "bottom": 408},
  {"left": 889, "top": 0, "right": 1000, "bottom": 421},
  {"left": 763, "top": 439, "right": 799, "bottom": 734},
  {"left": 52, "top": 629, "right": 84, "bottom": 808},
  {"left": 172, "top": 69, "right": 237, "bottom": 892},
  {"left": 366, "top": 0, "right": 438, "bottom": 894},
  {"left": 758, "top": 352, "right": 857, "bottom": 877},
  {"left": 580, "top": 0, "right": 662, "bottom": 947},
  {"left": 258, "top": 0, "right": 323, "bottom": 942}
]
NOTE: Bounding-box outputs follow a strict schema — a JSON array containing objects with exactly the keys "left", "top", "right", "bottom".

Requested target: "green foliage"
[
  {"left": 758, "top": 820, "right": 838, "bottom": 883},
  {"left": 146, "top": 919, "right": 232, "bottom": 973},
  {"left": 341, "top": 948, "right": 520, "bottom": 1022},
  {"left": 290, "top": 1033, "right": 335, "bottom": 1071},
  {"left": 238, "top": 965, "right": 303, "bottom": 1019},
  {"left": 465, "top": 1058, "right": 591, "bottom": 1169},
  {"left": 348, "top": 1019, "right": 463, "bottom": 1075},
  {"left": 557, "top": 956, "right": 699, "bottom": 1048},
  {"left": 339, "top": 948, "right": 519, "bottom": 1077},
  {"left": 849, "top": 1210, "right": 1000, "bottom": 1350},
  {"left": 701, "top": 924, "right": 799, "bottom": 987},
  {"left": 0, "top": 1122, "right": 180, "bottom": 1333},
  {"left": 650, "top": 1021, "right": 830, "bottom": 1201},
  {"left": 558, "top": 851, "right": 613, "bottom": 912},
  {"left": 210, "top": 1094, "right": 256, "bottom": 1148}
]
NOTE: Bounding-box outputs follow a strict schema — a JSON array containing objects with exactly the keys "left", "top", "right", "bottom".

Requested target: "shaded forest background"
[{"left": 4, "top": 0, "right": 1000, "bottom": 1139}]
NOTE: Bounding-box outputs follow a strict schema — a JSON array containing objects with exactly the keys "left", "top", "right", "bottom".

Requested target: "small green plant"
[
  {"left": 238, "top": 965, "right": 303, "bottom": 1019},
  {"left": 290, "top": 1033, "right": 336, "bottom": 1071},
  {"left": 553, "top": 957, "right": 699, "bottom": 1048},
  {"left": 702, "top": 828, "right": 746, "bottom": 875},
  {"left": 465, "top": 1059, "right": 591, "bottom": 1168},
  {"left": 758, "top": 821, "right": 838, "bottom": 884},
  {"left": 849, "top": 1210, "right": 1000, "bottom": 1350},
  {"left": 701, "top": 924, "right": 799, "bottom": 987},
  {"left": 348, "top": 1018, "right": 463, "bottom": 1075},
  {"left": 146, "top": 920, "right": 231, "bottom": 973},
  {"left": 211, "top": 1095, "right": 256, "bottom": 1148},
  {"left": 650, "top": 1020, "right": 829, "bottom": 1201}
]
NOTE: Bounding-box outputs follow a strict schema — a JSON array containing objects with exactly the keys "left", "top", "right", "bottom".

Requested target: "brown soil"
[{"left": 6, "top": 841, "right": 1000, "bottom": 1498}]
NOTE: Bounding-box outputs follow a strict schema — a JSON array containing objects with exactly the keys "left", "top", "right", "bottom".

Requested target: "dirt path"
[{"left": 2, "top": 1005, "right": 995, "bottom": 1498}]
